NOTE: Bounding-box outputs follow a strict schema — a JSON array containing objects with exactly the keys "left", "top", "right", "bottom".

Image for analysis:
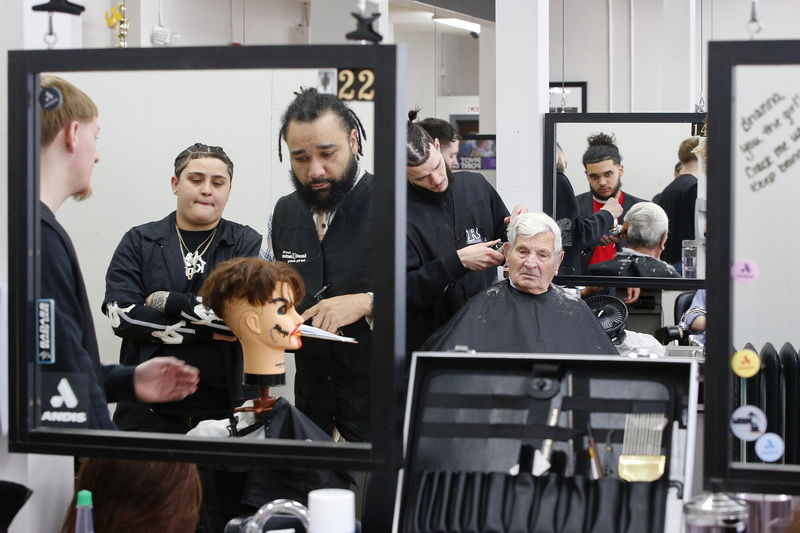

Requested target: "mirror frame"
[
  {"left": 7, "top": 45, "right": 406, "bottom": 471},
  {"left": 544, "top": 111, "right": 707, "bottom": 290},
  {"left": 704, "top": 39, "right": 800, "bottom": 493}
]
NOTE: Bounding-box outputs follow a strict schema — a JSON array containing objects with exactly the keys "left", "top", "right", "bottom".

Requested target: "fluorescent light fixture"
[{"left": 433, "top": 17, "right": 481, "bottom": 34}]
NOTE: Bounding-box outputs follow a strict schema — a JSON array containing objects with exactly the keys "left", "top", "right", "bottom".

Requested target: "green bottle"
[{"left": 75, "top": 490, "right": 94, "bottom": 533}]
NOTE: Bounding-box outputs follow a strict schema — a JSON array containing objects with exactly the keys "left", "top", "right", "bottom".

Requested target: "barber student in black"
[
  {"left": 406, "top": 111, "right": 527, "bottom": 354},
  {"left": 102, "top": 143, "right": 261, "bottom": 433},
  {"left": 38, "top": 75, "right": 198, "bottom": 430},
  {"left": 261, "top": 88, "right": 374, "bottom": 443}
]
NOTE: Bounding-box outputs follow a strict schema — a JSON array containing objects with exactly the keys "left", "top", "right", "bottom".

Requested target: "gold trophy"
[{"left": 105, "top": 1, "right": 129, "bottom": 48}]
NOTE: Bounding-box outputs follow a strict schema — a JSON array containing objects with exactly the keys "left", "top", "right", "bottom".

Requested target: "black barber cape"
[
  {"left": 189, "top": 397, "right": 354, "bottom": 528},
  {"left": 422, "top": 279, "right": 618, "bottom": 354},
  {"left": 586, "top": 250, "right": 681, "bottom": 278}
]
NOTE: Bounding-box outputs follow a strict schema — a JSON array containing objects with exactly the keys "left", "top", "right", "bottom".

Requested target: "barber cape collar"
[{"left": 176, "top": 223, "right": 218, "bottom": 280}]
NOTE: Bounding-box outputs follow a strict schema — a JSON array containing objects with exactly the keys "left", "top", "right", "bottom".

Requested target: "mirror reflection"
[
  {"left": 548, "top": 118, "right": 706, "bottom": 280},
  {"left": 730, "top": 64, "right": 800, "bottom": 469},
  {"left": 38, "top": 69, "right": 376, "bottom": 446}
]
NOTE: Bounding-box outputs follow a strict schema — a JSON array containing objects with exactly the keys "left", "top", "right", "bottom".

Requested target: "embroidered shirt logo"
[
  {"left": 281, "top": 251, "right": 308, "bottom": 263},
  {"left": 465, "top": 228, "right": 486, "bottom": 245}
]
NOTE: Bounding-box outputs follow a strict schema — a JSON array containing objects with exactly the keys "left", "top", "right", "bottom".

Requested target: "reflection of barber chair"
[{"left": 654, "top": 290, "right": 701, "bottom": 346}]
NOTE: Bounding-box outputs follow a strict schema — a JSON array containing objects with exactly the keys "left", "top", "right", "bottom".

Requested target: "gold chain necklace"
[{"left": 176, "top": 223, "right": 218, "bottom": 280}]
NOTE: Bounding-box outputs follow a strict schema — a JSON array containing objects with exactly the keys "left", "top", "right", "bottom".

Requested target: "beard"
[
  {"left": 290, "top": 155, "right": 358, "bottom": 213},
  {"left": 593, "top": 179, "right": 622, "bottom": 201},
  {"left": 413, "top": 163, "right": 455, "bottom": 195},
  {"left": 71, "top": 187, "right": 92, "bottom": 202}
]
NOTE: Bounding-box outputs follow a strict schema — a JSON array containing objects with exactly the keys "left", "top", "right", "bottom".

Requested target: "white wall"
[{"left": 5, "top": 1, "right": 800, "bottom": 531}]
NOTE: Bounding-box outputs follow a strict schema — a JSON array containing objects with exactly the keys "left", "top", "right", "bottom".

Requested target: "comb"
[{"left": 618, "top": 413, "right": 667, "bottom": 482}]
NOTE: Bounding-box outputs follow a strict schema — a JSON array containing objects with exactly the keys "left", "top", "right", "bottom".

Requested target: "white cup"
[{"left": 308, "top": 488, "right": 355, "bottom": 533}]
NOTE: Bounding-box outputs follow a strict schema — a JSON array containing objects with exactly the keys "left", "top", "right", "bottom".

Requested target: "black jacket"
[
  {"left": 554, "top": 172, "right": 615, "bottom": 275},
  {"left": 406, "top": 171, "right": 510, "bottom": 353},
  {"left": 270, "top": 173, "right": 373, "bottom": 442},
  {"left": 102, "top": 211, "right": 262, "bottom": 429},
  {"left": 656, "top": 173, "right": 698, "bottom": 265},
  {"left": 576, "top": 190, "right": 645, "bottom": 271},
  {"left": 41, "top": 203, "right": 136, "bottom": 430}
]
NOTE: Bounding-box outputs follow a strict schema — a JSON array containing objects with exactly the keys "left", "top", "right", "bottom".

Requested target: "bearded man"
[
  {"left": 575, "top": 132, "right": 645, "bottom": 270},
  {"left": 405, "top": 110, "right": 526, "bottom": 355},
  {"left": 260, "top": 88, "right": 373, "bottom": 443}
]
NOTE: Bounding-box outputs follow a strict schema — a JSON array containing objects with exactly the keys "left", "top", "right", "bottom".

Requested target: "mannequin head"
[{"left": 200, "top": 258, "right": 305, "bottom": 378}]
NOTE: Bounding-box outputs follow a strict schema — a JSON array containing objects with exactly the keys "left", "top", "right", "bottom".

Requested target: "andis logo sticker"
[
  {"left": 36, "top": 299, "right": 56, "bottom": 364},
  {"left": 731, "top": 258, "right": 759, "bottom": 284},
  {"left": 50, "top": 378, "right": 79, "bottom": 408},
  {"left": 40, "top": 374, "right": 89, "bottom": 427}
]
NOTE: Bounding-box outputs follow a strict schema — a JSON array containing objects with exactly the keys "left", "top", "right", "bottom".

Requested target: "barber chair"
[
  {"left": 0, "top": 481, "right": 33, "bottom": 533},
  {"left": 654, "top": 290, "right": 699, "bottom": 346}
]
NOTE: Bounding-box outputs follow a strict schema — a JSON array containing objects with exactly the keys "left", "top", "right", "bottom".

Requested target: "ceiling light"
[{"left": 433, "top": 17, "right": 481, "bottom": 34}]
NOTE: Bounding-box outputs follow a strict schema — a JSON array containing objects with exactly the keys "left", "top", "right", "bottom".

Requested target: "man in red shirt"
[{"left": 575, "top": 132, "right": 644, "bottom": 270}]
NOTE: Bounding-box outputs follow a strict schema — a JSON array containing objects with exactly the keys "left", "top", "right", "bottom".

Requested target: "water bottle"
[
  {"left": 74, "top": 489, "right": 94, "bottom": 533},
  {"left": 682, "top": 239, "right": 699, "bottom": 279}
]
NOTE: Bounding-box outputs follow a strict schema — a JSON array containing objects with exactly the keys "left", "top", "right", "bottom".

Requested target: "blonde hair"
[{"left": 40, "top": 75, "right": 98, "bottom": 146}]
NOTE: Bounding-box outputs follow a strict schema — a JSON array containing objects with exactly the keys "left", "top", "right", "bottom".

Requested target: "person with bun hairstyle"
[
  {"left": 405, "top": 109, "right": 527, "bottom": 354},
  {"left": 575, "top": 132, "right": 645, "bottom": 270},
  {"left": 418, "top": 116, "right": 461, "bottom": 168}
]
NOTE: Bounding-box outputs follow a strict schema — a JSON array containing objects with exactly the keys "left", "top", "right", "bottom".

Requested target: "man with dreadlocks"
[
  {"left": 405, "top": 110, "right": 526, "bottom": 354},
  {"left": 260, "top": 88, "right": 373, "bottom": 442}
]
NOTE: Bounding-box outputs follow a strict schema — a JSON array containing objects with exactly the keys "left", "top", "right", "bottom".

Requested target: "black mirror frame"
[
  {"left": 7, "top": 45, "right": 407, "bottom": 471},
  {"left": 704, "top": 39, "right": 800, "bottom": 493},
  {"left": 543, "top": 111, "right": 707, "bottom": 290}
]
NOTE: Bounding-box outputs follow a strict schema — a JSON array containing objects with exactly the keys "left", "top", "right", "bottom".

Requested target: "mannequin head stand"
[{"left": 199, "top": 257, "right": 305, "bottom": 420}]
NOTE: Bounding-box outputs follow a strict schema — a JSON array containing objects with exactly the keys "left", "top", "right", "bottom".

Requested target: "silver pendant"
[{"left": 183, "top": 252, "right": 207, "bottom": 280}]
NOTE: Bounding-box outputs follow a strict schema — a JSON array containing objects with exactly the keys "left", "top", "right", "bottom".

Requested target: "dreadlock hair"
[
  {"left": 582, "top": 132, "right": 622, "bottom": 168},
  {"left": 407, "top": 108, "right": 436, "bottom": 168},
  {"left": 278, "top": 87, "right": 367, "bottom": 162}
]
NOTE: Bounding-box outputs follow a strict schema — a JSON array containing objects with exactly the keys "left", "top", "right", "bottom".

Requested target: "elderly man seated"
[
  {"left": 586, "top": 202, "right": 680, "bottom": 278},
  {"left": 422, "top": 213, "right": 618, "bottom": 354}
]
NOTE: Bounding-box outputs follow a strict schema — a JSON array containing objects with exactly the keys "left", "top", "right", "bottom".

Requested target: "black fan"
[{"left": 585, "top": 295, "right": 628, "bottom": 345}]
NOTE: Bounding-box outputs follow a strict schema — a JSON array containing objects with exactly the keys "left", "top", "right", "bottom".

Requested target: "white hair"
[
  {"left": 624, "top": 202, "right": 669, "bottom": 248},
  {"left": 507, "top": 212, "right": 562, "bottom": 255}
]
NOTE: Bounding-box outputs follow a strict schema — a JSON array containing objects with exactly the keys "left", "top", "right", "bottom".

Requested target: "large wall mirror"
[
  {"left": 705, "top": 40, "right": 800, "bottom": 492},
  {"left": 544, "top": 112, "right": 707, "bottom": 290},
  {"left": 7, "top": 45, "right": 406, "bottom": 470}
]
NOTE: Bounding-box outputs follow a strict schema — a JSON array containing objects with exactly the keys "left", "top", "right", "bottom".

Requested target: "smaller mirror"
[{"left": 544, "top": 112, "right": 707, "bottom": 290}]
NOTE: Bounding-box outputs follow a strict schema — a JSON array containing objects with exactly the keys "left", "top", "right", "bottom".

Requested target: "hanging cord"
[
  {"left": 44, "top": 12, "right": 57, "bottom": 48},
  {"left": 747, "top": 0, "right": 763, "bottom": 39},
  {"left": 696, "top": 1, "right": 706, "bottom": 112},
  {"left": 559, "top": 0, "right": 567, "bottom": 111}
]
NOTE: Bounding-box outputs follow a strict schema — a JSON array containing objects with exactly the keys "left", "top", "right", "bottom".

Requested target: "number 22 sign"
[{"left": 338, "top": 69, "right": 375, "bottom": 101}]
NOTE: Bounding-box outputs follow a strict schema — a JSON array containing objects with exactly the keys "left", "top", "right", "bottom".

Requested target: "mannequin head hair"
[
  {"left": 61, "top": 458, "right": 201, "bottom": 533},
  {"left": 199, "top": 257, "right": 305, "bottom": 336}
]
